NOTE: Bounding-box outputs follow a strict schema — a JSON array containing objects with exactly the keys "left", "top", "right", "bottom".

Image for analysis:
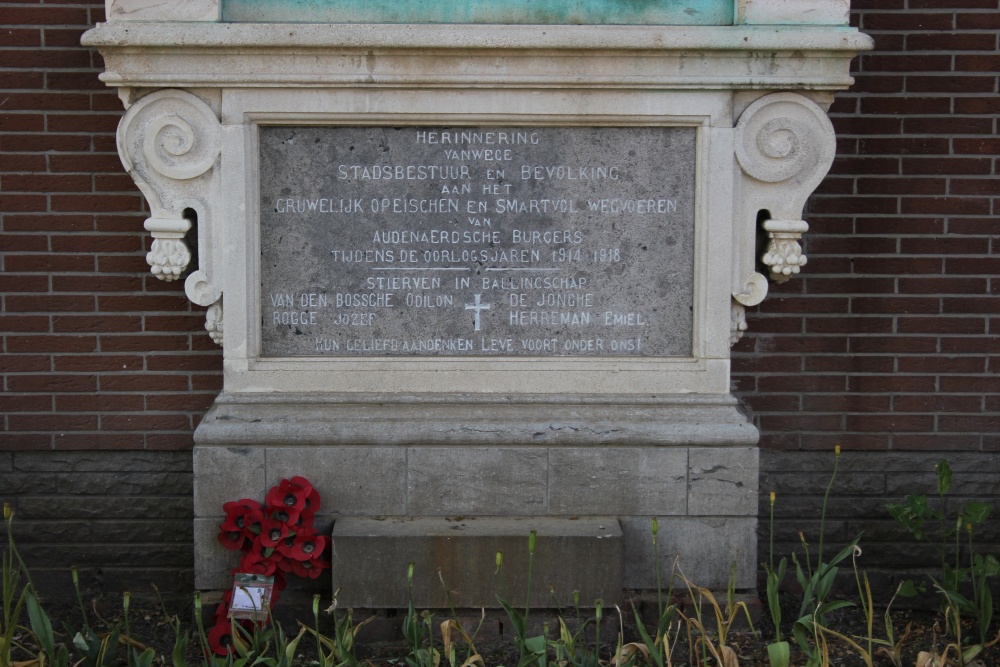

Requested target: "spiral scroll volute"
[{"left": 735, "top": 92, "right": 835, "bottom": 198}]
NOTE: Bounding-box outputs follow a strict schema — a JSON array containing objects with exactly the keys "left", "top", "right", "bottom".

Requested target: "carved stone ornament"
[
  {"left": 205, "top": 298, "right": 223, "bottom": 347},
  {"left": 116, "top": 88, "right": 223, "bottom": 338},
  {"left": 734, "top": 92, "right": 835, "bottom": 285},
  {"left": 730, "top": 302, "right": 748, "bottom": 347},
  {"left": 762, "top": 218, "right": 809, "bottom": 282}
]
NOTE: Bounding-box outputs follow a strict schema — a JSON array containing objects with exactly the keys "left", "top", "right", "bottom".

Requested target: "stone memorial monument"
[{"left": 84, "top": 0, "right": 871, "bottom": 604}]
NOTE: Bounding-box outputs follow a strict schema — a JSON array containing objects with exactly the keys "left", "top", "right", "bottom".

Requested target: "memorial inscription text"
[{"left": 259, "top": 126, "right": 696, "bottom": 356}]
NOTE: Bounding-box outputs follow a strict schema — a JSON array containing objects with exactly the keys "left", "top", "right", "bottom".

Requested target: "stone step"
[{"left": 331, "top": 516, "right": 623, "bottom": 608}]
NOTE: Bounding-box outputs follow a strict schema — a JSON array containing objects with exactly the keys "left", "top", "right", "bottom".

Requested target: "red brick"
[
  {"left": 905, "top": 117, "right": 994, "bottom": 135},
  {"left": 0, "top": 112, "right": 44, "bottom": 132},
  {"left": 846, "top": 414, "right": 935, "bottom": 432},
  {"left": 0, "top": 434, "right": 53, "bottom": 451},
  {"left": 0, "top": 28, "right": 42, "bottom": 48},
  {"left": 761, "top": 415, "right": 845, "bottom": 432},
  {"left": 849, "top": 336, "right": 938, "bottom": 354},
  {"left": 861, "top": 96, "right": 952, "bottom": 115},
  {"left": 894, "top": 395, "right": 983, "bottom": 412},
  {"left": 942, "top": 336, "right": 1000, "bottom": 354},
  {"left": 8, "top": 414, "right": 98, "bottom": 431},
  {"left": 145, "top": 354, "right": 222, "bottom": 372},
  {"left": 856, "top": 177, "right": 946, "bottom": 195},
  {"left": 954, "top": 97, "right": 1000, "bottom": 114},
  {"left": 898, "top": 277, "right": 988, "bottom": 293},
  {"left": 3, "top": 213, "right": 94, "bottom": 232},
  {"left": 145, "top": 433, "right": 196, "bottom": 450},
  {"left": 147, "top": 393, "right": 216, "bottom": 412},
  {"left": 0, "top": 355, "right": 51, "bottom": 372},
  {"left": 53, "top": 433, "right": 145, "bottom": 449},
  {"left": 851, "top": 297, "right": 939, "bottom": 314},
  {"left": 6, "top": 295, "right": 95, "bottom": 312},
  {"left": 900, "top": 237, "right": 990, "bottom": 254},
  {"left": 99, "top": 374, "right": 189, "bottom": 392},
  {"left": 5, "top": 335, "right": 96, "bottom": 353},
  {"left": 7, "top": 374, "right": 96, "bottom": 392},
  {"left": 757, "top": 375, "right": 847, "bottom": 393},
  {"left": 897, "top": 316, "right": 986, "bottom": 334},
  {"left": 894, "top": 434, "right": 982, "bottom": 450},
  {"left": 53, "top": 354, "right": 144, "bottom": 372},
  {"left": 946, "top": 257, "right": 1000, "bottom": 274},
  {"left": 98, "top": 335, "right": 192, "bottom": 352},
  {"left": 898, "top": 355, "right": 986, "bottom": 373},
  {"left": 0, "top": 275, "right": 50, "bottom": 292},
  {"left": 4, "top": 254, "right": 93, "bottom": 272},
  {"left": 859, "top": 137, "right": 949, "bottom": 155},
  {"left": 907, "top": 75, "right": 997, "bottom": 94},
  {"left": 56, "top": 394, "right": 145, "bottom": 412},
  {"left": 2, "top": 173, "right": 90, "bottom": 192},
  {"left": 801, "top": 394, "right": 892, "bottom": 413},
  {"left": 3, "top": 6, "right": 89, "bottom": 24},
  {"left": 938, "top": 415, "right": 1000, "bottom": 432},
  {"left": 51, "top": 275, "right": 141, "bottom": 292},
  {"left": 848, "top": 375, "right": 937, "bottom": 392},
  {"left": 940, "top": 376, "right": 1000, "bottom": 392},
  {"left": 901, "top": 197, "right": 991, "bottom": 215},
  {"left": 804, "top": 355, "right": 895, "bottom": 373},
  {"left": 860, "top": 54, "right": 952, "bottom": 72},
  {"left": 907, "top": 33, "right": 997, "bottom": 50},
  {"left": 52, "top": 315, "right": 142, "bottom": 333},
  {"left": 852, "top": 257, "right": 942, "bottom": 274},
  {"left": 807, "top": 316, "right": 894, "bottom": 334},
  {"left": 50, "top": 234, "right": 140, "bottom": 253},
  {"left": 0, "top": 394, "right": 52, "bottom": 412},
  {"left": 863, "top": 12, "right": 955, "bottom": 30},
  {"left": 50, "top": 194, "right": 144, "bottom": 213},
  {"left": 0, "top": 71, "right": 44, "bottom": 89},
  {"left": 956, "top": 13, "right": 1000, "bottom": 29},
  {"left": 101, "top": 414, "right": 191, "bottom": 431}
]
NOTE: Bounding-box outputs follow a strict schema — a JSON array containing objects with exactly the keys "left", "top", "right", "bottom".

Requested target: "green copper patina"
[{"left": 222, "top": 0, "right": 733, "bottom": 25}]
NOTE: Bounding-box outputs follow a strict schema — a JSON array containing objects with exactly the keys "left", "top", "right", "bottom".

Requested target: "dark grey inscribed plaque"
[{"left": 259, "top": 126, "right": 695, "bottom": 356}]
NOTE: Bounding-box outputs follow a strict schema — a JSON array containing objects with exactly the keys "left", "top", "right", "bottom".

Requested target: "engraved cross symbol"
[{"left": 464, "top": 293, "right": 491, "bottom": 332}]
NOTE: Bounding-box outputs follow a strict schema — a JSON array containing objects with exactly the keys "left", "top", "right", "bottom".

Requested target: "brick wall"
[
  {"left": 0, "top": 1, "right": 214, "bottom": 594},
  {"left": 734, "top": 0, "right": 1000, "bottom": 585},
  {"left": 1, "top": 0, "right": 998, "bottom": 596}
]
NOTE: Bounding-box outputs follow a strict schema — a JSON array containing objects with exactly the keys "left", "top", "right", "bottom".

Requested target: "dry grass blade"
[
  {"left": 611, "top": 642, "right": 650, "bottom": 666},
  {"left": 719, "top": 645, "right": 739, "bottom": 667}
]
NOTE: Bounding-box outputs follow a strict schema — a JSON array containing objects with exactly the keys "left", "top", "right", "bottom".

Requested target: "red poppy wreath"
[{"left": 210, "top": 476, "right": 328, "bottom": 655}]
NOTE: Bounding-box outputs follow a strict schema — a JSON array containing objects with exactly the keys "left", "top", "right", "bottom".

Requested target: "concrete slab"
[{"left": 331, "top": 516, "right": 622, "bottom": 608}]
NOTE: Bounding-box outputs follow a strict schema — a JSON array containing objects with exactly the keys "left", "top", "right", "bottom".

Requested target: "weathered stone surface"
[
  {"left": 260, "top": 126, "right": 695, "bottom": 358},
  {"left": 548, "top": 448, "right": 686, "bottom": 515},
  {"left": 406, "top": 448, "right": 547, "bottom": 515},
  {"left": 15, "top": 451, "right": 191, "bottom": 473},
  {"left": 194, "top": 517, "right": 236, "bottom": 590},
  {"left": 193, "top": 447, "right": 265, "bottom": 515},
  {"left": 108, "top": 0, "right": 220, "bottom": 22},
  {"left": 330, "top": 517, "right": 622, "bottom": 608},
  {"left": 0, "top": 453, "right": 12, "bottom": 472},
  {"left": 621, "top": 516, "right": 756, "bottom": 590},
  {"left": 11, "top": 520, "right": 192, "bottom": 544},
  {"left": 267, "top": 447, "right": 407, "bottom": 516},
  {"left": 688, "top": 447, "right": 758, "bottom": 516},
  {"left": 15, "top": 496, "right": 193, "bottom": 520},
  {"left": 17, "top": 543, "right": 193, "bottom": 568}
]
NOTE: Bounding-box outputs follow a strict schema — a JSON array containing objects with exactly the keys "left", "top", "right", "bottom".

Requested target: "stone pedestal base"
[
  {"left": 331, "top": 516, "right": 623, "bottom": 608},
  {"left": 193, "top": 393, "right": 759, "bottom": 596}
]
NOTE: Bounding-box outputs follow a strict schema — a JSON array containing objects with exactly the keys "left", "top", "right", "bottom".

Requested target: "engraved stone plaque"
[{"left": 259, "top": 126, "right": 695, "bottom": 357}]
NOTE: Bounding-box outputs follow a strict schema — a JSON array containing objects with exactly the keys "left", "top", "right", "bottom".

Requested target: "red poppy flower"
[
  {"left": 214, "top": 591, "right": 233, "bottom": 622},
  {"left": 276, "top": 528, "right": 313, "bottom": 558},
  {"left": 288, "top": 555, "right": 329, "bottom": 579},
  {"left": 221, "top": 499, "right": 264, "bottom": 537},
  {"left": 268, "top": 505, "right": 302, "bottom": 527},
  {"left": 239, "top": 545, "right": 277, "bottom": 576},
  {"left": 265, "top": 477, "right": 313, "bottom": 514},
  {"left": 217, "top": 528, "right": 246, "bottom": 551},
  {"left": 258, "top": 517, "right": 290, "bottom": 548},
  {"left": 207, "top": 620, "right": 234, "bottom": 656},
  {"left": 289, "top": 533, "right": 326, "bottom": 561}
]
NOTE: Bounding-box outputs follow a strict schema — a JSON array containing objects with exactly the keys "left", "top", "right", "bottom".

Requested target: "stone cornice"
[{"left": 83, "top": 23, "right": 871, "bottom": 91}]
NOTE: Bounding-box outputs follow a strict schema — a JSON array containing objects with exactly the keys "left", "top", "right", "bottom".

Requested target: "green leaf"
[
  {"left": 897, "top": 579, "right": 920, "bottom": 597},
  {"left": 936, "top": 459, "right": 952, "bottom": 496},
  {"left": 766, "top": 641, "right": 790, "bottom": 667},
  {"left": 961, "top": 501, "right": 992, "bottom": 525},
  {"left": 26, "top": 591, "right": 57, "bottom": 656}
]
